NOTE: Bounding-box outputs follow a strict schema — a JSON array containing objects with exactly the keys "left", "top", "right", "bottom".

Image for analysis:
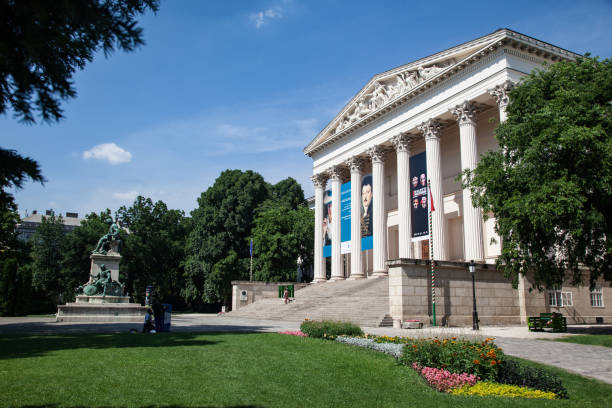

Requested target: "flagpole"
[{"left": 428, "top": 179, "right": 436, "bottom": 327}]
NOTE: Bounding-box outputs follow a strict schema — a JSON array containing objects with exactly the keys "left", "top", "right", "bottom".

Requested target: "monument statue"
[
  {"left": 92, "top": 217, "right": 122, "bottom": 255},
  {"left": 76, "top": 264, "right": 124, "bottom": 297}
]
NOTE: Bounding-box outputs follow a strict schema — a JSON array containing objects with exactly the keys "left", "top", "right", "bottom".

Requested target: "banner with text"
[{"left": 410, "top": 152, "right": 429, "bottom": 241}]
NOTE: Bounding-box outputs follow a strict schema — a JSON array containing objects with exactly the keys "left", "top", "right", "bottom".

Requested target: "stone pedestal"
[
  {"left": 56, "top": 302, "right": 147, "bottom": 323},
  {"left": 90, "top": 252, "right": 121, "bottom": 282}
]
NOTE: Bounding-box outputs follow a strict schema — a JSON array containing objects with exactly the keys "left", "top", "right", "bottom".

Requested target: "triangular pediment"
[{"left": 304, "top": 29, "right": 578, "bottom": 156}]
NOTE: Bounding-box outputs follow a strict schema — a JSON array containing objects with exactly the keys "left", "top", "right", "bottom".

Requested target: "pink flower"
[
  {"left": 413, "top": 365, "right": 479, "bottom": 392},
  {"left": 278, "top": 330, "right": 308, "bottom": 337}
]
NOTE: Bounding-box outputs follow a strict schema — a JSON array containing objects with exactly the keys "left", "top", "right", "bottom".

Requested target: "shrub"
[
  {"left": 451, "top": 382, "right": 557, "bottom": 399},
  {"left": 413, "top": 364, "right": 478, "bottom": 392},
  {"left": 496, "top": 358, "right": 568, "bottom": 399},
  {"left": 399, "top": 337, "right": 503, "bottom": 381},
  {"left": 299, "top": 319, "right": 363, "bottom": 339}
]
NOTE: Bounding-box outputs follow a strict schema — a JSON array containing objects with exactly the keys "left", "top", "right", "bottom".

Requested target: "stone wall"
[
  {"left": 231, "top": 281, "right": 309, "bottom": 311},
  {"left": 388, "top": 259, "right": 611, "bottom": 326}
]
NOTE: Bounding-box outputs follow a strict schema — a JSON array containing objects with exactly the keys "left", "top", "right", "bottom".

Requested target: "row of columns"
[{"left": 312, "top": 83, "right": 514, "bottom": 282}]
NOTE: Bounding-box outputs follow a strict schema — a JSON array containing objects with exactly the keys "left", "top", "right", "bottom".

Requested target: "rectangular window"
[
  {"left": 591, "top": 287, "right": 604, "bottom": 308},
  {"left": 548, "top": 287, "right": 572, "bottom": 307}
]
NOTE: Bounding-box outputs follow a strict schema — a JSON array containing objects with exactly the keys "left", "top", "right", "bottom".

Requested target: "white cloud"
[
  {"left": 83, "top": 143, "right": 132, "bottom": 164},
  {"left": 250, "top": 4, "right": 284, "bottom": 28},
  {"left": 112, "top": 190, "right": 139, "bottom": 201}
]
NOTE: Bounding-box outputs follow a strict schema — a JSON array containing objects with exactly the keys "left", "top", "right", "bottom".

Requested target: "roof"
[{"left": 303, "top": 28, "right": 580, "bottom": 157}]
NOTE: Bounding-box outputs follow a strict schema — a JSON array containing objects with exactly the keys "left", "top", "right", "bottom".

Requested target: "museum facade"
[{"left": 303, "top": 29, "right": 610, "bottom": 326}]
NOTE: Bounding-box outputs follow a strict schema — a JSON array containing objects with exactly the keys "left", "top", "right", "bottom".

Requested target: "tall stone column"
[
  {"left": 329, "top": 166, "right": 345, "bottom": 281},
  {"left": 346, "top": 156, "right": 365, "bottom": 279},
  {"left": 489, "top": 81, "right": 527, "bottom": 322},
  {"left": 451, "top": 101, "right": 484, "bottom": 261},
  {"left": 392, "top": 133, "right": 413, "bottom": 259},
  {"left": 488, "top": 80, "right": 514, "bottom": 123},
  {"left": 312, "top": 173, "right": 328, "bottom": 283},
  {"left": 418, "top": 119, "right": 447, "bottom": 260},
  {"left": 368, "top": 145, "right": 388, "bottom": 277}
]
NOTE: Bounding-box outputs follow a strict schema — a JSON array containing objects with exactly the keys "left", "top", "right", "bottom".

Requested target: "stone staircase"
[{"left": 227, "top": 277, "right": 390, "bottom": 327}]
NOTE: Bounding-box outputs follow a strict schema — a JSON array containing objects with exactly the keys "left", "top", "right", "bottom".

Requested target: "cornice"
[{"left": 304, "top": 28, "right": 580, "bottom": 157}]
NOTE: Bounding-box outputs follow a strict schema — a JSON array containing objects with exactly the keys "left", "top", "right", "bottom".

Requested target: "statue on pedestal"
[
  {"left": 92, "top": 217, "right": 122, "bottom": 255},
  {"left": 77, "top": 264, "right": 124, "bottom": 297}
]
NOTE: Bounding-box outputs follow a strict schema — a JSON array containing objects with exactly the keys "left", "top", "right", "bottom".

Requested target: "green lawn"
[
  {"left": 0, "top": 332, "right": 610, "bottom": 407},
  {"left": 547, "top": 334, "right": 612, "bottom": 348}
]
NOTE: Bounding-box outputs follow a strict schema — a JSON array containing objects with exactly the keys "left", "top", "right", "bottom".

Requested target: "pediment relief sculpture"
[{"left": 329, "top": 59, "right": 455, "bottom": 137}]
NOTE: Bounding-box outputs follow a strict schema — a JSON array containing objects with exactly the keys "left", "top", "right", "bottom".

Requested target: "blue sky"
[{"left": 3, "top": 0, "right": 611, "bottom": 218}]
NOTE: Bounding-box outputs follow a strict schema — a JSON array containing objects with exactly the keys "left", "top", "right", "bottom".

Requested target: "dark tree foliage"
[
  {"left": 184, "top": 170, "right": 270, "bottom": 306},
  {"left": 116, "top": 196, "right": 189, "bottom": 306},
  {"left": 30, "top": 214, "right": 67, "bottom": 307},
  {"left": 463, "top": 56, "right": 611, "bottom": 289},
  {"left": 270, "top": 177, "right": 306, "bottom": 210},
  {"left": 0, "top": 240, "right": 34, "bottom": 316},
  {"left": 0, "top": 0, "right": 159, "bottom": 123},
  {"left": 252, "top": 204, "right": 314, "bottom": 282},
  {"left": 61, "top": 210, "right": 111, "bottom": 301}
]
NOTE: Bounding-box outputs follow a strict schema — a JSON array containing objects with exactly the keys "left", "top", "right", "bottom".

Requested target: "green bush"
[
  {"left": 299, "top": 319, "right": 363, "bottom": 339},
  {"left": 496, "top": 358, "right": 568, "bottom": 399},
  {"left": 399, "top": 337, "right": 504, "bottom": 381}
]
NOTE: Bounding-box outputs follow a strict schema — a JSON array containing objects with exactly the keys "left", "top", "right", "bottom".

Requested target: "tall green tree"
[
  {"left": 116, "top": 196, "right": 189, "bottom": 306},
  {"left": 0, "top": 0, "right": 159, "bottom": 123},
  {"left": 463, "top": 56, "right": 611, "bottom": 289},
  {"left": 252, "top": 204, "right": 314, "bottom": 282},
  {"left": 184, "top": 170, "right": 270, "bottom": 307},
  {"left": 270, "top": 177, "right": 306, "bottom": 210},
  {"left": 30, "top": 214, "right": 67, "bottom": 307}
]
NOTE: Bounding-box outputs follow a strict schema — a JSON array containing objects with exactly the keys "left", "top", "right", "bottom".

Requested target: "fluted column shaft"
[
  {"left": 392, "top": 134, "right": 413, "bottom": 258},
  {"left": 369, "top": 146, "right": 388, "bottom": 276},
  {"left": 312, "top": 174, "right": 327, "bottom": 282},
  {"left": 329, "top": 167, "right": 344, "bottom": 280},
  {"left": 419, "top": 119, "right": 447, "bottom": 260},
  {"left": 346, "top": 157, "right": 365, "bottom": 279},
  {"left": 452, "top": 102, "right": 484, "bottom": 261}
]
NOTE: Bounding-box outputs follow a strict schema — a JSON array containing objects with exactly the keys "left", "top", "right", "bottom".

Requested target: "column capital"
[
  {"left": 344, "top": 156, "right": 364, "bottom": 173},
  {"left": 418, "top": 118, "right": 442, "bottom": 141},
  {"left": 488, "top": 80, "right": 515, "bottom": 109},
  {"left": 311, "top": 173, "right": 328, "bottom": 189},
  {"left": 391, "top": 133, "right": 411, "bottom": 153},
  {"left": 451, "top": 101, "right": 477, "bottom": 126},
  {"left": 327, "top": 165, "right": 347, "bottom": 182},
  {"left": 367, "top": 145, "right": 388, "bottom": 164}
]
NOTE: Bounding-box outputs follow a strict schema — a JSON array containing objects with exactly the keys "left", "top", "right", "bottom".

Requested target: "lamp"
[{"left": 469, "top": 260, "right": 479, "bottom": 330}]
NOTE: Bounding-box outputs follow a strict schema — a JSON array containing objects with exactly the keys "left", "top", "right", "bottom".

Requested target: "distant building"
[{"left": 16, "top": 210, "right": 83, "bottom": 241}]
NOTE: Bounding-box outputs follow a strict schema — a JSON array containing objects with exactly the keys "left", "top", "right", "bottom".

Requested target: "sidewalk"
[{"left": 1, "top": 314, "right": 611, "bottom": 384}]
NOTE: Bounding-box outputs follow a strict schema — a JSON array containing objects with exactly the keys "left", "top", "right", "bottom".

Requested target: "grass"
[
  {"left": 546, "top": 334, "right": 612, "bottom": 348},
  {"left": 0, "top": 332, "right": 610, "bottom": 407}
]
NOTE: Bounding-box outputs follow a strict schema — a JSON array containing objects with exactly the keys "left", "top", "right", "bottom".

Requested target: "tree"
[
  {"left": 463, "top": 56, "right": 611, "bottom": 289},
  {"left": 30, "top": 214, "right": 67, "bottom": 308},
  {"left": 270, "top": 177, "right": 306, "bottom": 210},
  {"left": 116, "top": 196, "right": 189, "bottom": 306},
  {"left": 251, "top": 204, "right": 314, "bottom": 282},
  {"left": 184, "top": 170, "right": 270, "bottom": 307},
  {"left": 0, "top": 0, "right": 159, "bottom": 123}
]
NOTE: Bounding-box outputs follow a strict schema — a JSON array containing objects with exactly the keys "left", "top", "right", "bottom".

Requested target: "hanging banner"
[
  {"left": 340, "top": 181, "right": 351, "bottom": 254},
  {"left": 410, "top": 152, "right": 429, "bottom": 241},
  {"left": 361, "top": 174, "right": 373, "bottom": 250},
  {"left": 323, "top": 189, "right": 332, "bottom": 257}
]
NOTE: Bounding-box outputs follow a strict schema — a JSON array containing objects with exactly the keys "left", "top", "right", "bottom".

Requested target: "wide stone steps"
[{"left": 227, "top": 277, "right": 390, "bottom": 327}]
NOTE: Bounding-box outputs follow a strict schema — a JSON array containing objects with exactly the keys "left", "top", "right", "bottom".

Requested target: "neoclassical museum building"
[{"left": 303, "top": 29, "right": 610, "bottom": 326}]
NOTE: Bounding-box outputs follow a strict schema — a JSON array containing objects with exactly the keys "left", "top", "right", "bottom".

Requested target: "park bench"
[{"left": 528, "top": 312, "right": 567, "bottom": 333}]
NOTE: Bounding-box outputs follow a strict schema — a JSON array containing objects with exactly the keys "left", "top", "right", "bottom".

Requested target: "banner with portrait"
[
  {"left": 360, "top": 174, "right": 373, "bottom": 250},
  {"left": 322, "top": 189, "right": 332, "bottom": 257},
  {"left": 410, "top": 152, "right": 429, "bottom": 241}
]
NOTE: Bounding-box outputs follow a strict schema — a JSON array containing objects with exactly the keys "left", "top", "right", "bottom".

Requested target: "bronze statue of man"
[{"left": 92, "top": 217, "right": 122, "bottom": 255}]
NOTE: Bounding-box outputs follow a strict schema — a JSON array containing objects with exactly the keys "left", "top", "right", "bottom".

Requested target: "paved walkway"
[{"left": 1, "top": 314, "right": 610, "bottom": 384}]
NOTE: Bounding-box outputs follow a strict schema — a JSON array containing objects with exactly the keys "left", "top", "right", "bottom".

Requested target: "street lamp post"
[{"left": 469, "top": 260, "right": 479, "bottom": 330}]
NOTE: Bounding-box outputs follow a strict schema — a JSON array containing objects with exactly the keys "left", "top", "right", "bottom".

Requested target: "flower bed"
[
  {"left": 412, "top": 363, "right": 478, "bottom": 392},
  {"left": 278, "top": 330, "right": 307, "bottom": 337},
  {"left": 451, "top": 382, "right": 557, "bottom": 399},
  {"left": 335, "top": 336, "right": 404, "bottom": 358},
  {"left": 299, "top": 319, "right": 363, "bottom": 339}
]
